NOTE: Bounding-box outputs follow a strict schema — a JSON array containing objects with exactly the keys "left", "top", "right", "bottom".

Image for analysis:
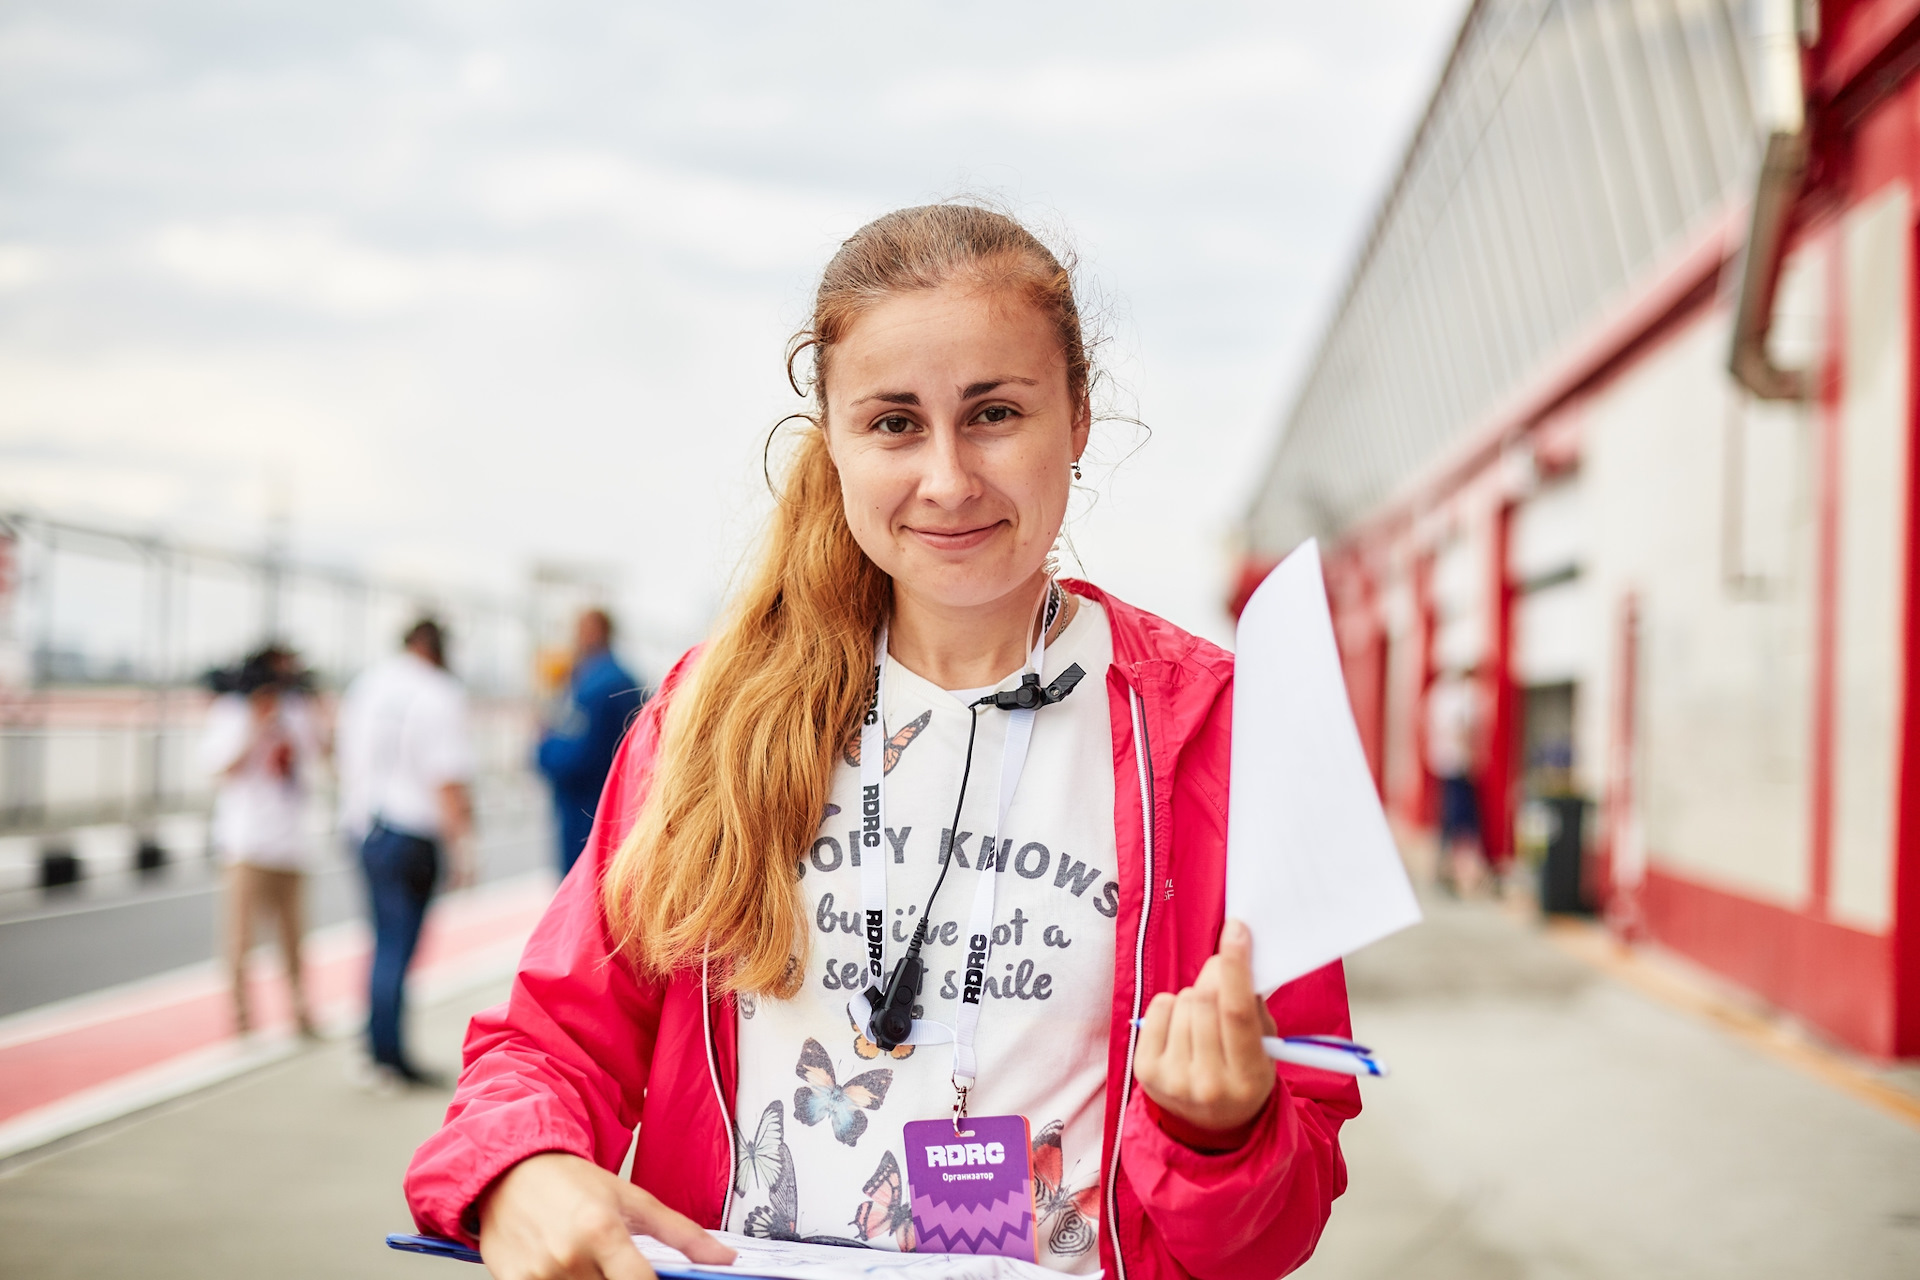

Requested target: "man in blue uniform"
[{"left": 536, "top": 609, "right": 645, "bottom": 878}]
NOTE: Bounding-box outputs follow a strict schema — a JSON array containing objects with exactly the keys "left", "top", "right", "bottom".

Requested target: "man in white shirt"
[{"left": 336, "top": 618, "right": 476, "bottom": 1087}]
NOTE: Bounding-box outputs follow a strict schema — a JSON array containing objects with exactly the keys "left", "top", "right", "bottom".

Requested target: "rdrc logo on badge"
[
  {"left": 923, "top": 1141, "right": 1006, "bottom": 1168},
  {"left": 902, "top": 1116, "right": 1037, "bottom": 1260}
]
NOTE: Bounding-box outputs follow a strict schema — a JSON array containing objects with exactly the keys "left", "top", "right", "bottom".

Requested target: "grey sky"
[{"left": 0, "top": 1, "right": 1464, "bottom": 664}]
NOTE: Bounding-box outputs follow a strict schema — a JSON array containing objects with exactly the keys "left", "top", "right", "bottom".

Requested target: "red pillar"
[
  {"left": 1892, "top": 217, "right": 1920, "bottom": 1055},
  {"left": 1410, "top": 551, "right": 1439, "bottom": 829},
  {"left": 1480, "top": 503, "right": 1518, "bottom": 868},
  {"left": 1340, "top": 559, "right": 1389, "bottom": 791},
  {"left": 1810, "top": 227, "right": 1847, "bottom": 917}
]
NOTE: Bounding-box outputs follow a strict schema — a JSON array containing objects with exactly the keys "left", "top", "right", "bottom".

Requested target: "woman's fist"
[{"left": 1132, "top": 919, "right": 1278, "bottom": 1141}]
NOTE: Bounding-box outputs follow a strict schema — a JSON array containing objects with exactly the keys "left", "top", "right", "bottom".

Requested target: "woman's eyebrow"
[
  {"left": 849, "top": 377, "right": 1036, "bottom": 408},
  {"left": 960, "top": 377, "right": 1037, "bottom": 399},
  {"left": 850, "top": 390, "right": 921, "bottom": 407}
]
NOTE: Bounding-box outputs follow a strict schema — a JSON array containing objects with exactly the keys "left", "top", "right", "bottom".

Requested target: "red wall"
[{"left": 1232, "top": 2, "right": 1920, "bottom": 1058}]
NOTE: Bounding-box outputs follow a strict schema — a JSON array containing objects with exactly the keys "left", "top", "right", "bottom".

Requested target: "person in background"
[
  {"left": 199, "top": 644, "right": 321, "bottom": 1038},
  {"left": 336, "top": 618, "right": 476, "bottom": 1089},
  {"left": 1425, "top": 667, "right": 1486, "bottom": 895},
  {"left": 535, "top": 609, "right": 645, "bottom": 878}
]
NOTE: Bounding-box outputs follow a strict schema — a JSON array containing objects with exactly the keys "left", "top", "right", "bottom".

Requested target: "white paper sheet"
[
  {"left": 1227, "top": 539, "right": 1422, "bottom": 994},
  {"left": 634, "top": 1232, "right": 1087, "bottom": 1280}
]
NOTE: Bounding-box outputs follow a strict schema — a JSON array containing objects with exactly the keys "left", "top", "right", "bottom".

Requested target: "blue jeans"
[
  {"left": 359, "top": 824, "right": 439, "bottom": 1069},
  {"left": 1438, "top": 774, "right": 1481, "bottom": 846}
]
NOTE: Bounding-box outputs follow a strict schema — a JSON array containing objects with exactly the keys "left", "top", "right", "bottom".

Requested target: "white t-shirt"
[
  {"left": 199, "top": 692, "right": 322, "bottom": 870},
  {"left": 1425, "top": 673, "right": 1479, "bottom": 780},
  {"left": 730, "top": 600, "right": 1117, "bottom": 1273},
  {"left": 336, "top": 652, "right": 475, "bottom": 840}
]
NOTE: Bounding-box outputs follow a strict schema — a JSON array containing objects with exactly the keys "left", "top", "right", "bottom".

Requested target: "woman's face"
[{"left": 823, "top": 282, "right": 1089, "bottom": 614}]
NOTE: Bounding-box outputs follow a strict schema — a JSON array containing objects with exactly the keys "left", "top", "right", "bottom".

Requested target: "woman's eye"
[
  {"left": 875, "top": 415, "right": 914, "bottom": 435},
  {"left": 978, "top": 405, "right": 1015, "bottom": 424}
]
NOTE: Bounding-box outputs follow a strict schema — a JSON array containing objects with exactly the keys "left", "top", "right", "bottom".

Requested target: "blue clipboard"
[{"left": 385, "top": 1233, "right": 796, "bottom": 1279}]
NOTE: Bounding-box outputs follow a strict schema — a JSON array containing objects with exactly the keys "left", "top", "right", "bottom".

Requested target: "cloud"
[
  {"left": 147, "top": 218, "right": 549, "bottom": 316},
  {"left": 0, "top": 15, "right": 150, "bottom": 81},
  {"left": 0, "top": 244, "right": 51, "bottom": 291},
  {"left": 476, "top": 150, "right": 866, "bottom": 274},
  {"left": 0, "top": 0, "right": 1470, "bottom": 648},
  {"left": 894, "top": 39, "right": 1323, "bottom": 134}
]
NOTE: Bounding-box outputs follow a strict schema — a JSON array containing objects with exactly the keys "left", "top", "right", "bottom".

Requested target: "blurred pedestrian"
[
  {"left": 535, "top": 609, "right": 645, "bottom": 878},
  {"left": 199, "top": 644, "right": 321, "bottom": 1038},
  {"left": 336, "top": 618, "right": 475, "bottom": 1089},
  {"left": 1426, "top": 668, "right": 1486, "bottom": 895}
]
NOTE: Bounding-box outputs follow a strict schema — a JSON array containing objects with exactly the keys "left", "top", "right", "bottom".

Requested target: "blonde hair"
[{"left": 603, "top": 204, "right": 1089, "bottom": 996}]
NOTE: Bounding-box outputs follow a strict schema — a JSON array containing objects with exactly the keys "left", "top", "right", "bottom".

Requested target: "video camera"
[{"left": 204, "top": 644, "right": 317, "bottom": 696}]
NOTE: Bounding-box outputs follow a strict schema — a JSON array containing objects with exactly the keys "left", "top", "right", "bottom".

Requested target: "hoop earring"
[{"left": 1071, "top": 460, "right": 1083, "bottom": 480}]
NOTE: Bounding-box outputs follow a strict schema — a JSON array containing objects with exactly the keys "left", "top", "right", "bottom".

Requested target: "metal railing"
[{"left": 0, "top": 509, "right": 571, "bottom": 895}]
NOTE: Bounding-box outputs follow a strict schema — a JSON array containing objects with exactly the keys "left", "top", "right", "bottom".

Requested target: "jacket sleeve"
[
  {"left": 1122, "top": 964, "right": 1361, "bottom": 1279},
  {"left": 405, "top": 658, "right": 692, "bottom": 1244},
  {"left": 1119, "top": 664, "right": 1362, "bottom": 1280}
]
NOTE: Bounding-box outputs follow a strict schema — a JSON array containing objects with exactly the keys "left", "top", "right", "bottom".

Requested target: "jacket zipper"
[
  {"left": 1106, "top": 687, "right": 1156, "bottom": 1280},
  {"left": 702, "top": 954, "right": 736, "bottom": 1232}
]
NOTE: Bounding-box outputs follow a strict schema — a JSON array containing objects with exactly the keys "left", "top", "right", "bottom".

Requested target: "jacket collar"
[{"left": 1061, "top": 578, "right": 1234, "bottom": 748}]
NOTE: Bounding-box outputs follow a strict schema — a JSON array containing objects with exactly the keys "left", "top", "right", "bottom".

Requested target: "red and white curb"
[{"left": 0, "top": 871, "right": 553, "bottom": 1161}]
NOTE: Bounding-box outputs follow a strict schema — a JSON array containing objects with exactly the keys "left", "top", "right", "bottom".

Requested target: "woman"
[{"left": 406, "top": 205, "right": 1359, "bottom": 1280}]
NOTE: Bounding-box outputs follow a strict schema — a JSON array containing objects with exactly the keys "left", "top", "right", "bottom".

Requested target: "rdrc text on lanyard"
[{"left": 845, "top": 583, "right": 1084, "bottom": 1118}]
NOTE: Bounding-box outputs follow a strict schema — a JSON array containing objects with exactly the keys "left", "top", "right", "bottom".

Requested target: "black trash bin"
[
  {"left": 39, "top": 846, "right": 82, "bottom": 891},
  {"left": 1538, "top": 795, "right": 1590, "bottom": 915}
]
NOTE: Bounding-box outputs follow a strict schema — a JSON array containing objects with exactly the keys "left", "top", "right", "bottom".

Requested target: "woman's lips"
[{"left": 908, "top": 522, "right": 1003, "bottom": 552}]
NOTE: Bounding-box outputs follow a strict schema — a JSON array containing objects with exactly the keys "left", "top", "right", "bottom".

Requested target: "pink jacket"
[{"left": 407, "top": 582, "right": 1360, "bottom": 1280}]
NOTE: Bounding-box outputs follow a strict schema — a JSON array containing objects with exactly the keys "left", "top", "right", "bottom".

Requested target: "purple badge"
[{"left": 902, "top": 1115, "right": 1036, "bottom": 1260}]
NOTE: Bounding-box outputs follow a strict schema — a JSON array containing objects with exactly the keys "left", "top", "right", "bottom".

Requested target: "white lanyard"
[{"left": 845, "top": 591, "right": 1054, "bottom": 1089}]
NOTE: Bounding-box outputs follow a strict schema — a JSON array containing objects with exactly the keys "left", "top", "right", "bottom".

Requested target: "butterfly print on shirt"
[
  {"left": 850, "top": 1150, "right": 914, "bottom": 1252},
  {"left": 739, "top": 1134, "right": 868, "bottom": 1249},
  {"left": 733, "top": 1100, "right": 784, "bottom": 1196},
  {"left": 793, "top": 1037, "right": 892, "bottom": 1146},
  {"left": 1031, "top": 1119, "right": 1101, "bottom": 1257},
  {"left": 841, "top": 710, "right": 932, "bottom": 773}
]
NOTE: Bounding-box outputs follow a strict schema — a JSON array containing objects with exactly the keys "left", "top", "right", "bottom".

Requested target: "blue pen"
[
  {"left": 388, "top": 1233, "right": 483, "bottom": 1263},
  {"left": 1127, "top": 1021, "right": 1389, "bottom": 1077}
]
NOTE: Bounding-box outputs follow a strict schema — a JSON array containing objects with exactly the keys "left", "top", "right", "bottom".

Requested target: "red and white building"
[{"left": 1237, "top": 0, "right": 1920, "bottom": 1059}]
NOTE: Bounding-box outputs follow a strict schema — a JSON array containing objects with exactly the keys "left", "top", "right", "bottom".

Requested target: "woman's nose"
[{"left": 917, "top": 427, "right": 978, "bottom": 507}]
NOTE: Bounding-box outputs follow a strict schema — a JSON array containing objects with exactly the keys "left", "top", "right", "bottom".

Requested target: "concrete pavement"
[
  {"left": 0, "top": 978, "right": 507, "bottom": 1280},
  {"left": 2, "top": 891, "right": 1917, "bottom": 1278},
  {"left": 1298, "top": 895, "right": 1920, "bottom": 1279}
]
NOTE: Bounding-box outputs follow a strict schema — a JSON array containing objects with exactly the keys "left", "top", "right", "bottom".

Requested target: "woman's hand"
[
  {"left": 477, "top": 1152, "right": 737, "bottom": 1280},
  {"left": 1132, "top": 919, "right": 1278, "bottom": 1140}
]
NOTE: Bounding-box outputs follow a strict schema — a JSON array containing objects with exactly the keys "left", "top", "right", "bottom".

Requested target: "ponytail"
[{"left": 603, "top": 202, "right": 1087, "bottom": 995}]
